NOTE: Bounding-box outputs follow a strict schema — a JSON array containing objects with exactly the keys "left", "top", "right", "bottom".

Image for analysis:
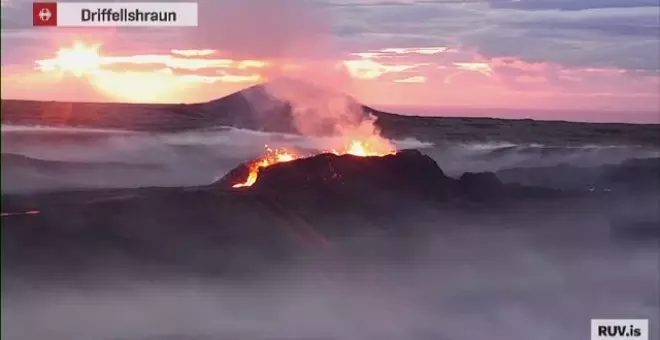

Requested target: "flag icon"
[{"left": 33, "top": 2, "right": 57, "bottom": 26}]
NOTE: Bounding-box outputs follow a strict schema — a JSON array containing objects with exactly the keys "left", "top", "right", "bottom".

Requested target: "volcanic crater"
[{"left": 215, "top": 149, "right": 558, "bottom": 205}]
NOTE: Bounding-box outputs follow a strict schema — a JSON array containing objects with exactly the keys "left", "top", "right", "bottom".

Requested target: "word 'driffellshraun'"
[{"left": 33, "top": 2, "right": 198, "bottom": 27}]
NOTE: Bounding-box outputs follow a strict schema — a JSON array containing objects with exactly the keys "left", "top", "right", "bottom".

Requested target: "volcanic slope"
[
  {"left": 2, "top": 149, "right": 570, "bottom": 277},
  {"left": 2, "top": 82, "right": 659, "bottom": 146},
  {"left": 215, "top": 149, "right": 558, "bottom": 205}
]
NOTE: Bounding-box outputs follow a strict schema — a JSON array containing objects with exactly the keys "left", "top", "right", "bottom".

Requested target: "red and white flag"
[{"left": 33, "top": 2, "right": 57, "bottom": 27}]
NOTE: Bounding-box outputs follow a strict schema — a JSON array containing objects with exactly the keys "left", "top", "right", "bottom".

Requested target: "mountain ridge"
[{"left": 2, "top": 82, "right": 659, "bottom": 145}]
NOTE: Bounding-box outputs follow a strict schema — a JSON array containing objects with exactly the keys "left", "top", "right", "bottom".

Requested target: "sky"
[{"left": 1, "top": 0, "right": 659, "bottom": 122}]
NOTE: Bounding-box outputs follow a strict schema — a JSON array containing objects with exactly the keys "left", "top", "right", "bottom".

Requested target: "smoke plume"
[{"left": 179, "top": 0, "right": 392, "bottom": 150}]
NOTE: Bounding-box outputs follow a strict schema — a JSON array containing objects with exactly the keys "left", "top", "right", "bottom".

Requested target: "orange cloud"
[
  {"left": 12, "top": 41, "right": 657, "bottom": 116},
  {"left": 349, "top": 47, "right": 449, "bottom": 61},
  {"left": 376, "top": 47, "right": 449, "bottom": 55},
  {"left": 394, "top": 76, "right": 427, "bottom": 83},
  {"left": 453, "top": 62, "right": 494, "bottom": 77},
  {"left": 33, "top": 42, "right": 443, "bottom": 99},
  {"left": 490, "top": 58, "right": 549, "bottom": 73},
  {"left": 342, "top": 52, "right": 429, "bottom": 80},
  {"left": 170, "top": 49, "right": 216, "bottom": 57},
  {"left": 352, "top": 52, "right": 384, "bottom": 59},
  {"left": 343, "top": 59, "right": 426, "bottom": 79},
  {"left": 33, "top": 42, "right": 266, "bottom": 102},
  {"left": 35, "top": 43, "right": 269, "bottom": 74}
]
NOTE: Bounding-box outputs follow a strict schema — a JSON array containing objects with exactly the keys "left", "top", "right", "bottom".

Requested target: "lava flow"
[
  {"left": 231, "top": 140, "right": 397, "bottom": 188},
  {"left": 232, "top": 146, "right": 299, "bottom": 188}
]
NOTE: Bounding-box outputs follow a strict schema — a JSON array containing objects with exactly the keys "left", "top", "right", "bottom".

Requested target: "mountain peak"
[
  {"left": 228, "top": 78, "right": 358, "bottom": 105},
  {"left": 201, "top": 79, "right": 374, "bottom": 136}
]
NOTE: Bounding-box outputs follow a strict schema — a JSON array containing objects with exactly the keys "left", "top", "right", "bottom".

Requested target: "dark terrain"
[
  {"left": 2, "top": 84, "right": 659, "bottom": 340},
  {"left": 3, "top": 149, "right": 658, "bottom": 279},
  {"left": 2, "top": 84, "right": 659, "bottom": 145}
]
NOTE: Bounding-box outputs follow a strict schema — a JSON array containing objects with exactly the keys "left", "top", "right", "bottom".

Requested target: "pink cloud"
[{"left": 2, "top": 39, "right": 658, "bottom": 120}]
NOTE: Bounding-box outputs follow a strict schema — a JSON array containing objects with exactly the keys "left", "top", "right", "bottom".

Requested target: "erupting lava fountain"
[{"left": 232, "top": 139, "right": 397, "bottom": 188}]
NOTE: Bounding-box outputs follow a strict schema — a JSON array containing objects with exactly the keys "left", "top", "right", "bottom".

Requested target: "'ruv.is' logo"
[{"left": 591, "top": 319, "right": 649, "bottom": 340}]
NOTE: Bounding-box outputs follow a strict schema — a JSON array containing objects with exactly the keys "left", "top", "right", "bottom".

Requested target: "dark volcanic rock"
[
  {"left": 600, "top": 158, "right": 660, "bottom": 188},
  {"left": 1, "top": 188, "right": 312, "bottom": 278},
  {"left": 496, "top": 157, "right": 660, "bottom": 193},
  {"left": 0, "top": 150, "right": 564, "bottom": 279},
  {"left": 215, "top": 149, "right": 560, "bottom": 206},
  {"left": 459, "top": 172, "right": 505, "bottom": 200},
  {"left": 260, "top": 150, "right": 452, "bottom": 193},
  {"left": 216, "top": 149, "right": 457, "bottom": 201}
]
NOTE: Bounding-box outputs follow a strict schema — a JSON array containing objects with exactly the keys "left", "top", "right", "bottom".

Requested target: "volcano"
[
  {"left": 218, "top": 150, "right": 449, "bottom": 193},
  {"left": 215, "top": 149, "right": 558, "bottom": 205}
]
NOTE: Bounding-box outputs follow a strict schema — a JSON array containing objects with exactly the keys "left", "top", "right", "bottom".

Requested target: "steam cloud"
[
  {"left": 181, "top": 0, "right": 392, "bottom": 151},
  {"left": 184, "top": 0, "right": 336, "bottom": 61}
]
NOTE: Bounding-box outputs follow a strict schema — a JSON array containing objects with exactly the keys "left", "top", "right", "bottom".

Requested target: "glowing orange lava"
[
  {"left": 231, "top": 140, "right": 397, "bottom": 188},
  {"left": 232, "top": 146, "right": 300, "bottom": 188},
  {"left": 344, "top": 141, "right": 376, "bottom": 157}
]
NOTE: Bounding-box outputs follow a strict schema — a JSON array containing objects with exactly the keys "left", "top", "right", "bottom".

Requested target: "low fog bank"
[
  {"left": 3, "top": 198, "right": 659, "bottom": 340},
  {"left": 0, "top": 125, "right": 428, "bottom": 193},
  {"left": 425, "top": 142, "right": 660, "bottom": 176},
  {"left": 2, "top": 125, "right": 659, "bottom": 194}
]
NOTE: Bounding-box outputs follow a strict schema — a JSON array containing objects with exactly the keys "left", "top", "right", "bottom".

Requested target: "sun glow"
[
  {"left": 36, "top": 41, "right": 102, "bottom": 77},
  {"left": 34, "top": 42, "right": 266, "bottom": 102},
  {"left": 32, "top": 42, "right": 486, "bottom": 103}
]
